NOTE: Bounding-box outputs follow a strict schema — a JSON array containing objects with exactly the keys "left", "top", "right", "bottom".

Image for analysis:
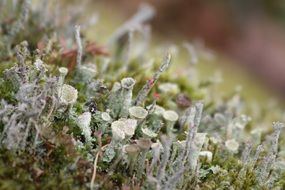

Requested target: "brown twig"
[
  {"left": 90, "top": 143, "right": 108, "bottom": 189},
  {"left": 90, "top": 151, "right": 100, "bottom": 190}
]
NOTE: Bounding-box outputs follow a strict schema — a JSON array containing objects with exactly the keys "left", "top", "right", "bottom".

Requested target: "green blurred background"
[{"left": 83, "top": 1, "right": 285, "bottom": 100}]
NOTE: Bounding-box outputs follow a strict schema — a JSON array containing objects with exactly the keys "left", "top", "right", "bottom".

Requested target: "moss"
[
  {"left": 0, "top": 79, "right": 17, "bottom": 104},
  {"left": 0, "top": 146, "right": 88, "bottom": 190},
  {"left": 110, "top": 173, "right": 125, "bottom": 187}
]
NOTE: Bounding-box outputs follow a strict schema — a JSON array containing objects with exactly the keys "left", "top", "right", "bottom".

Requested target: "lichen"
[{"left": 0, "top": 1, "right": 284, "bottom": 190}]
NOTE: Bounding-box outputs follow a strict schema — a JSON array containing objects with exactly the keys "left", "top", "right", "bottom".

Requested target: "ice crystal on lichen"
[{"left": 0, "top": 1, "right": 284, "bottom": 190}]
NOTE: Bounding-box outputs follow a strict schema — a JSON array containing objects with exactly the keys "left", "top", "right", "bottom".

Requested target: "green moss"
[
  {"left": 0, "top": 78, "right": 17, "bottom": 104},
  {"left": 0, "top": 146, "right": 88, "bottom": 190}
]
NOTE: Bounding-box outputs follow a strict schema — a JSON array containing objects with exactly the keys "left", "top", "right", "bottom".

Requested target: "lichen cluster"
[{"left": 0, "top": 1, "right": 285, "bottom": 190}]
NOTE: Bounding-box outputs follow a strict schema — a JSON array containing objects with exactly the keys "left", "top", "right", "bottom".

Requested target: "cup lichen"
[{"left": 0, "top": 1, "right": 284, "bottom": 190}]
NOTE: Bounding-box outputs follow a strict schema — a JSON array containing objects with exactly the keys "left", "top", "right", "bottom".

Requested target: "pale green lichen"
[
  {"left": 225, "top": 139, "right": 240, "bottom": 153},
  {"left": 77, "top": 112, "right": 92, "bottom": 143},
  {"left": 129, "top": 106, "right": 148, "bottom": 120},
  {"left": 59, "top": 84, "right": 78, "bottom": 105},
  {"left": 0, "top": 1, "right": 284, "bottom": 190},
  {"left": 111, "top": 121, "right": 126, "bottom": 142}
]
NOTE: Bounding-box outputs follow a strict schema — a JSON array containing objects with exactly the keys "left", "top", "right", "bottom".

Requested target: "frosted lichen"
[
  {"left": 225, "top": 139, "right": 240, "bottom": 153},
  {"left": 120, "top": 118, "right": 137, "bottom": 137},
  {"left": 77, "top": 112, "right": 92, "bottom": 143},
  {"left": 59, "top": 84, "right": 78, "bottom": 105},
  {"left": 0, "top": 1, "right": 284, "bottom": 190},
  {"left": 111, "top": 121, "right": 126, "bottom": 142},
  {"left": 129, "top": 106, "right": 148, "bottom": 120}
]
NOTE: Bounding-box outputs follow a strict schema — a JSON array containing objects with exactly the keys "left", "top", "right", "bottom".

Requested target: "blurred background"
[{"left": 87, "top": 0, "right": 285, "bottom": 102}]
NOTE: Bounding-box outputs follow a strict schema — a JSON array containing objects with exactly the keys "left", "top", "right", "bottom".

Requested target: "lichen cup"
[{"left": 163, "top": 110, "right": 179, "bottom": 135}]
